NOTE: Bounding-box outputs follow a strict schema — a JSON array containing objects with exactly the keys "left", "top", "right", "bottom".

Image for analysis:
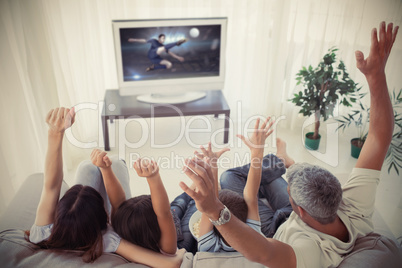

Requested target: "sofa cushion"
[
  {"left": 0, "top": 173, "right": 69, "bottom": 232},
  {"left": 338, "top": 232, "right": 402, "bottom": 268},
  {"left": 191, "top": 232, "right": 401, "bottom": 268},
  {"left": 0, "top": 229, "right": 148, "bottom": 268}
]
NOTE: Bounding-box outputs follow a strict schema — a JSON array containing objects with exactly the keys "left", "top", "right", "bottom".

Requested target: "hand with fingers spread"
[
  {"left": 194, "top": 142, "right": 230, "bottom": 168},
  {"left": 90, "top": 149, "right": 112, "bottom": 169},
  {"left": 355, "top": 22, "right": 398, "bottom": 171},
  {"left": 133, "top": 158, "right": 160, "bottom": 179},
  {"left": 46, "top": 107, "right": 76, "bottom": 134},
  {"left": 179, "top": 158, "right": 222, "bottom": 217},
  {"left": 237, "top": 117, "right": 275, "bottom": 154},
  {"left": 355, "top": 21, "right": 398, "bottom": 80}
]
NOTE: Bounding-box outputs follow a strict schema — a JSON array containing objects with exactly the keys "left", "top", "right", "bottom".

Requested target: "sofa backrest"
[
  {"left": 0, "top": 229, "right": 145, "bottom": 268},
  {"left": 0, "top": 173, "right": 69, "bottom": 232}
]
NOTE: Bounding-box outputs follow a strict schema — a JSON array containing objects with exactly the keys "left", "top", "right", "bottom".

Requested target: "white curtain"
[{"left": 1, "top": 0, "right": 401, "bottom": 212}]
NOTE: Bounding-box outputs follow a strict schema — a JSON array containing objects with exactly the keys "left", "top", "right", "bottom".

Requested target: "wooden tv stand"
[{"left": 101, "top": 90, "right": 230, "bottom": 151}]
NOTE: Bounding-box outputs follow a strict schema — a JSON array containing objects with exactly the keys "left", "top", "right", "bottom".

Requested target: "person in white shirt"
[{"left": 179, "top": 21, "right": 399, "bottom": 268}]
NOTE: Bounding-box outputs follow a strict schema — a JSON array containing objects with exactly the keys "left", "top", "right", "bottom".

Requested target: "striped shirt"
[{"left": 197, "top": 219, "right": 264, "bottom": 252}]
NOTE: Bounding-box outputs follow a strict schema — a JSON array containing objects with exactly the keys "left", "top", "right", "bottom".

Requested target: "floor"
[{"left": 64, "top": 112, "right": 402, "bottom": 246}]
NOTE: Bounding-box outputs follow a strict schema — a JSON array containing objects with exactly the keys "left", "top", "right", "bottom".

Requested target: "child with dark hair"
[
  {"left": 27, "top": 107, "right": 185, "bottom": 267},
  {"left": 194, "top": 117, "right": 277, "bottom": 252},
  {"left": 164, "top": 144, "right": 231, "bottom": 254},
  {"left": 91, "top": 150, "right": 178, "bottom": 257}
]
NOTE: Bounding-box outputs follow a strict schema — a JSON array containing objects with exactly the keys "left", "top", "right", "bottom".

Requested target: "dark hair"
[
  {"left": 158, "top": 34, "right": 165, "bottom": 39},
  {"left": 26, "top": 185, "right": 108, "bottom": 262},
  {"left": 214, "top": 189, "right": 248, "bottom": 241},
  {"left": 112, "top": 195, "right": 161, "bottom": 252},
  {"left": 219, "top": 189, "right": 248, "bottom": 222}
]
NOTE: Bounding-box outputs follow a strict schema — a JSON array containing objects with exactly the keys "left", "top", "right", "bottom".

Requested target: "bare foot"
[{"left": 276, "top": 138, "right": 295, "bottom": 168}]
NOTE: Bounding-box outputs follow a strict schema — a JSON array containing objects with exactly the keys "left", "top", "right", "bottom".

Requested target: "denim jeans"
[
  {"left": 170, "top": 192, "right": 198, "bottom": 253},
  {"left": 74, "top": 156, "right": 131, "bottom": 217},
  {"left": 220, "top": 154, "right": 293, "bottom": 237}
]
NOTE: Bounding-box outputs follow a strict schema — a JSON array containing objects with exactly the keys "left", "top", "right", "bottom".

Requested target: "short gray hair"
[{"left": 287, "top": 163, "right": 342, "bottom": 224}]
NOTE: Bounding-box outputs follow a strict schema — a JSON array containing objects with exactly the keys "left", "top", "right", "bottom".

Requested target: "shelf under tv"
[{"left": 101, "top": 89, "right": 230, "bottom": 151}]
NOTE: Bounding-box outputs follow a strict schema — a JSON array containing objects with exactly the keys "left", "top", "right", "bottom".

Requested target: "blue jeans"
[
  {"left": 220, "top": 154, "right": 292, "bottom": 237},
  {"left": 170, "top": 192, "right": 198, "bottom": 254},
  {"left": 74, "top": 156, "right": 131, "bottom": 217}
]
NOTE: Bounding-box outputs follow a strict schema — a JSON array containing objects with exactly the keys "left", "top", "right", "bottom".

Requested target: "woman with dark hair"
[{"left": 26, "top": 107, "right": 185, "bottom": 267}]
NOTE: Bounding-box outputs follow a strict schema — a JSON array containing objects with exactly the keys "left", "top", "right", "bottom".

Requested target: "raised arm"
[
  {"left": 35, "top": 107, "right": 75, "bottom": 226},
  {"left": 116, "top": 240, "right": 186, "bottom": 268},
  {"left": 194, "top": 143, "right": 230, "bottom": 237},
  {"left": 180, "top": 158, "right": 296, "bottom": 268},
  {"left": 134, "top": 158, "right": 177, "bottom": 255},
  {"left": 90, "top": 149, "right": 126, "bottom": 217},
  {"left": 128, "top": 38, "right": 147, "bottom": 43},
  {"left": 355, "top": 22, "right": 398, "bottom": 170},
  {"left": 237, "top": 117, "right": 274, "bottom": 221}
]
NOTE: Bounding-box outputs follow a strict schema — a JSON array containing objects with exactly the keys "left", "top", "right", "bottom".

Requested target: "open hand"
[
  {"left": 237, "top": 117, "right": 275, "bottom": 152},
  {"left": 46, "top": 107, "right": 75, "bottom": 133},
  {"left": 134, "top": 158, "right": 159, "bottom": 178},
  {"left": 90, "top": 149, "right": 112, "bottom": 169},
  {"left": 194, "top": 142, "right": 230, "bottom": 167},
  {"left": 355, "top": 21, "right": 398, "bottom": 79},
  {"left": 179, "top": 158, "right": 221, "bottom": 216}
]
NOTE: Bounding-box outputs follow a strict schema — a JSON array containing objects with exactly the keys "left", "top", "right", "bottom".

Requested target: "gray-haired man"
[{"left": 180, "top": 21, "right": 399, "bottom": 268}]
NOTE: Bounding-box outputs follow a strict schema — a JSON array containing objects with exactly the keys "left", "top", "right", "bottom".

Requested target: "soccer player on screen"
[{"left": 128, "top": 34, "right": 187, "bottom": 72}]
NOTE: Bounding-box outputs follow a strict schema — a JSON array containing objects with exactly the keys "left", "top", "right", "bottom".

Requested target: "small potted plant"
[
  {"left": 336, "top": 99, "right": 369, "bottom": 158},
  {"left": 336, "top": 88, "right": 402, "bottom": 165},
  {"left": 290, "top": 48, "right": 361, "bottom": 150}
]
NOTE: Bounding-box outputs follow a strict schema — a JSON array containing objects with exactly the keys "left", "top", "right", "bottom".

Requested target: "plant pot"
[
  {"left": 351, "top": 138, "right": 364, "bottom": 159},
  {"left": 305, "top": 132, "right": 321, "bottom": 150}
]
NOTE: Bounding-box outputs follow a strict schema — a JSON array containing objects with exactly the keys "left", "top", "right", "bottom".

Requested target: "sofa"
[{"left": 0, "top": 173, "right": 401, "bottom": 267}]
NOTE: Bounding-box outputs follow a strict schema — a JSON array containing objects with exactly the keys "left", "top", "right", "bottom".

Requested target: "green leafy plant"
[
  {"left": 336, "top": 88, "right": 402, "bottom": 175},
  {"left": 386, "top": 89, "right": 402, "bottom": 175},
  {"left": 290, "top": 47, "right": 361, "bottom": 140},
  {"left": 335, "top": 94, "right": 369, "bottom": 148}
]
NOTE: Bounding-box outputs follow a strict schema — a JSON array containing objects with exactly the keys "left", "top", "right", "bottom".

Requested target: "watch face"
[
  {"left": 210, "top": 206, "right": 231, "bottom": 226},
  {"left": 223, "top": 211, "right": 231, "bottom": 221}
]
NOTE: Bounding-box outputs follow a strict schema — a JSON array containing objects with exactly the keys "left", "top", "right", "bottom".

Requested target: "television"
[{"left": 112, "top": 17, "right": 227, "bottom": 103}]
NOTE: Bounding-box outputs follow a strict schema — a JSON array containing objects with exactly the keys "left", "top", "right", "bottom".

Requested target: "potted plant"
[
  {"left": 385, "top": 89, "right": 402, "bottom": 175},
  {"left": 290, "top": 48, "right": 361, "bottom": 150},
  {"left": 336, "top": 88, "right": 402, "bottom": 166},
  {"left": 336, "top": 98, "right": 369, "bottom": 158}
]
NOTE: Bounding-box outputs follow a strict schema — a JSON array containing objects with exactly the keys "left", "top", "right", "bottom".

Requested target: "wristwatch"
[{"left": 209, "top": 205, "right": 231, "bottom": 226}]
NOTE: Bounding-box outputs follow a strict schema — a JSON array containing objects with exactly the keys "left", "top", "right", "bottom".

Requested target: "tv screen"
[
  {"left": 120, "top": 24, "right": 221, "bottom": 81},
  {"left": 112, "top": 18, "right": 227, "bottom": 101}
]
